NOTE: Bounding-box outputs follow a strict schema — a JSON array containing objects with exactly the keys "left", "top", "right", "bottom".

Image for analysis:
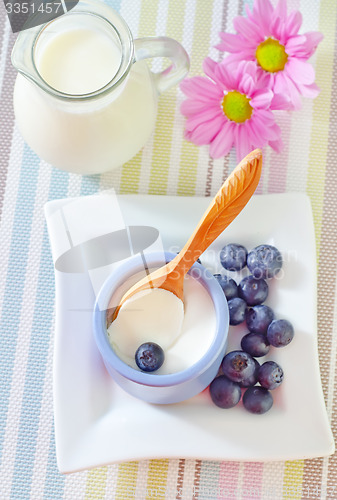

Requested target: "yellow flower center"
[
  {"left": 256, "top": 37, "right": 288, "bottom": 73},
  {"left": 221, "top": 91, "right": 253, "bottom": 123}
]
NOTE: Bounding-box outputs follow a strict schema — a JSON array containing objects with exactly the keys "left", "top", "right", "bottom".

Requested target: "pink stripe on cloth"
[
  {"left": 267, "top": 0, "right": 299, "bottom": 194},
  {"left": 217, "top": 462, "right": 240, "bottom": 499},
  {"left": 255, "top": 173, "right": 264, "bottom": 194},
  {"left": 242, "top": 462, "right": 264, "bottom": 499}
]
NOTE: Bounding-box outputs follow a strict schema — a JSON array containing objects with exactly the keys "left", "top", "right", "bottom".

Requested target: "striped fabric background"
[{"left": 0, "top": 0, "right": 336, "bottom": 498}]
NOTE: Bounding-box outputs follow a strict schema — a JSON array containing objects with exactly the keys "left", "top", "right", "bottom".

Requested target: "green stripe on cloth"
[
  {"left": 145, "top": 459, "right": 169, "bottom": 499},
  {"left": 85, "top": 467, "right": 108, "bottom": 499},
  {"left": 177, "top": 0, "right": 214, "bottom": 196},
  {"left": 115, "top": 461, "right": 138, "bottom": 499},
  {"left": 148, "top": 0, "right": 186, "bottom": 195},
  {"left": 119, "top": 0, "right": 159, "bottom": 194},
  {"left": 283, "top": 460, "right": 304, "bottom": 499},
  {"left": 306, "top": 0, "right": 337, "bottom": 258}
]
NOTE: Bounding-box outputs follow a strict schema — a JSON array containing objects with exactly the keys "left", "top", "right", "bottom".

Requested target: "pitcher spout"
[{"left": 11, "top": 27, "right": 41, "bottom": 86}]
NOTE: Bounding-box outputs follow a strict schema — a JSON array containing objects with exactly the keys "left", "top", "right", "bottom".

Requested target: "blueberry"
[
  {"left": 209, "top": 375, "right": 241, "bottom": 408},
  {"left": 258, "top": 361, "right": 284, "bottom": 390},
  {"left": 241, "top": 332, "right": 270, "bottom": 357},
  {"left": 267, "top": 319, "right": 294, "bottom": 347},
  {"left": 214, "top": 274, "right": 238, "bottom": 300},
  {"left": 239, "top": 358, "right": 260, "bottom": 388},
  {"left": 238, "top": 275, "right": 268, "bottom": 306},
  {"left": 222, "top": 350, "right": 256, "bottom": 384},
  {"left": 247, "top": 244, "right": 283, "bottom": 279},
  {"left": 220, "top": 243, "right": 247, "bottom": 271},
  {"left": 246, "top": 305, "right": 275, "bottom": 334},
  {"left": 135, "top": 342, "right": 164, "bottom": 372},
  {"left": 228, "top": 297, "right": 247, "bottom": 325},
  {"left": 243, "top": 386, "right": 273, "bottom": 414}
]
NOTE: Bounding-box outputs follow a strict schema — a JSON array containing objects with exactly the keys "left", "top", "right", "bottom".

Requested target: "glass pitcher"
[{"left": 11, "top": 0, "right": 189, "bottom": 175}]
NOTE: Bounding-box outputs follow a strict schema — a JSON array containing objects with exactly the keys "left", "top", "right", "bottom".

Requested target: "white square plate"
[{"left": 45, "top": 192, "right": 334, "bottom": 473}]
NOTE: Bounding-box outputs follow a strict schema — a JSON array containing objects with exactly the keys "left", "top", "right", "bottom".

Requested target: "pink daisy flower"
[
  {"left": 180, "top": 58, "right": 290, "bottom": 161},
  {"left": 216, "top": 0, "right": 323, "bottom": 110}
]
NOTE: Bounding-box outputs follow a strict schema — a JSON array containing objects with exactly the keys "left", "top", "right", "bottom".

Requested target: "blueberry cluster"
[{"left": 210, "top": 243, "right": 294, "bottom": 415}]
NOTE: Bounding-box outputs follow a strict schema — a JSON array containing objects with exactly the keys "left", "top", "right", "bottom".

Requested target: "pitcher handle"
[{"left": 134, "top": 36, "right": 190, "bottom": 94}]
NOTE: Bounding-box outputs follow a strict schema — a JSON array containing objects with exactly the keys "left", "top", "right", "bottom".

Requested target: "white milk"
[
  {"left": 13, "top": 27, "right": 157, "bottom": 174},
  {"left": 37, "top": 28, "right": 121, "bottom": 95},
  {"left": 108, "top": 275, "right": 217, "bottom": 375}
]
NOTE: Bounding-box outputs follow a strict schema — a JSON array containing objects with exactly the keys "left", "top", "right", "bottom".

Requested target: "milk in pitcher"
[{"left": 13, "top": 21, "right": 157, "bottom": 174}]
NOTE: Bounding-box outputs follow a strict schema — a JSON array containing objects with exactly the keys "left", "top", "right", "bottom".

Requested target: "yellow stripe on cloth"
[
  {"left": 306, "top": 0, "right": 337, "bottom": 258},
  {"left": 148, "top": 0, "right": 186, "bottom": 195},
  {"left": 282, "top": 460, "right": 304, "bottom": 499},
  {"left": 116, "top": 461, "right": 139, "bottom": 499},
  {"left": 119, "top": 0, "right": 159, "bottom": 194},
  {"left": 146, "top": 459, "right": 170, "bottom": 499},
  {"left": 178, "top": 0, "right": 214, "bottom": 196},
  {"left": 85, "top": 467, "right": 108, "bottom": 499}
]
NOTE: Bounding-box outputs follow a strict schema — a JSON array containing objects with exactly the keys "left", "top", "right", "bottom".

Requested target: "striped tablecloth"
[{"left": 1, "top": 0, "right": 336, "bottom": 498}]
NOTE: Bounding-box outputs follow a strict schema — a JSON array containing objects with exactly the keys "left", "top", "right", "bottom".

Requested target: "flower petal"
[
  {"left": 209, "top": 121, "right": 235, "bottom": 158},
  {"left": 274, "top": 72, "right": 302, "bottom": 110},
  {"left": 202, "top": 57, "right": 221, "bottom": 84},
  {"left": 238, "top": 74, "right": 255, "bottom": 96},
  {"left": 247, "top": 115, "right": 269, "bottom": 145},
  {"left": 265, "top": 122, "right": 282, "bottom": 141},
  {"left": 216, "top": 60, "right": 241, "bottom": 90},
  {"left": 233, "top": 16, "right": 263, "bottom": 44},
  {"left": 245, "top": 119, "right": 267, "bottom": 146},
  {"left": 285, "top": 59, "right": 315, "bottom": 85},
  {"left": 302, "top": 31, "right": 324, "bottom": 58},
  {"left": 254, "top": 108, "right": 275, "bottom": 123},
  {"left": 181, "top": 99, "right": 217, "bottom": 117},
  {"left": 216, "top": 32, "right": 251, "bottom": 53},
  {"left": 250, "top": 89, "right": 274, "bottom": 109},
  {"left": 255, "top": 70, "right": 274, "bottom": 90},
  {"left": 250, "top": 0, "right": 274, "bottom": 35},
  {"left": 285, "top": 34, "right": 307, "bottom": 55},
  {"left": 285, "top": 10, "right": 302, "bottom": 38},
  {"left": 185, "top": 107, "right": 223, "bottom": 132},
  {"left": 269, "top": 135, "right": 284, "bottom": 153},
  {"left": 274, "top": 0, "right": 287, "bottom": 22},
  {"left": 270, "top": 92, "right": 293, "bottom": 110},
  {"left": 180, "top": 75, "right": 223, "bottom": 101},
  {"left": 296, "top": 82, "right": 320, "bottom": 99},
  {"left": 234, "top": 124, "right": 254, "bottom": 162},
  {"left": 187, "top": 115, "right": 225, "bottom": 145},
  {"left": 238, "top": 60, "right": 257, "bottom": 81}
]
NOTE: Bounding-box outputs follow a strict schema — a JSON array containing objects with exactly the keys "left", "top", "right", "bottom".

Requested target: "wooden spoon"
[{"left": 110, "top": 149, "right": 263, "bottom": 323}]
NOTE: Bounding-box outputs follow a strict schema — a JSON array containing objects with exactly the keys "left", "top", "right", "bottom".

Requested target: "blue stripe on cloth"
[
  {"left": 80, "top": 174, "right": 101, "bottom": 196},
  {"left": 105, "top": 0, "right": 122, "bottom": 11},
  {"left": 11, "top": 167, "right": 69, "bottom": 499},
  {"left": 0, "top": 146, "right": 40, "bottom": 462},
  {"left": 43, "top": 423, "right": 64, "bottom": 500}
]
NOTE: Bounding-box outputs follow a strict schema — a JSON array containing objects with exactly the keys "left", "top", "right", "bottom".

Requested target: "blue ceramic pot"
[{"left": 93, "top": 251, "right": 229, "bottom": 404}]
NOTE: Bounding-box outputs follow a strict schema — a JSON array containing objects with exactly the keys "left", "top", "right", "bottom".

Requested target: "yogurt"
[{"left": 107, "top": 273, "right": 217, "bottom": 375}]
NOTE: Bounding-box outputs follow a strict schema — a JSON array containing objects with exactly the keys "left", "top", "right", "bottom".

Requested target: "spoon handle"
[{"left": 170, "top": 149, "right": 263, "bottom": 276}]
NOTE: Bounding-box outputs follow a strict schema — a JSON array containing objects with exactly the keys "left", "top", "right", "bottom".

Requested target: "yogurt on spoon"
[{"left": 107, "top": 273, "right": 216, "bottom": 375}]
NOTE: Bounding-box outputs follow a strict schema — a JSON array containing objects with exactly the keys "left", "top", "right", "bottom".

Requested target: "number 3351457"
[{"left": 5, "top": 2, "right": 63, "bottom": 14}]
